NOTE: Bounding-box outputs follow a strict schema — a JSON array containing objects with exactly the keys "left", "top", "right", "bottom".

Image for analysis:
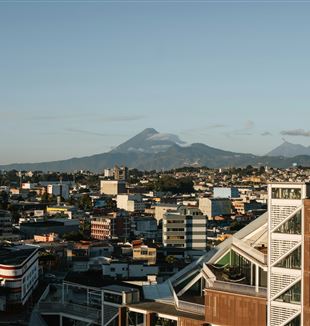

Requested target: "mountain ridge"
[{"left": 1, "top": 129, "right": 310, "bottom": 172}]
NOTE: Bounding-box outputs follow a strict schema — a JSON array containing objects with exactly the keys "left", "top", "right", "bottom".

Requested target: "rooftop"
[
  {"left": 0, "top": 245, "right": 38, "bottom": 266},
  {"left": 127, "top": 301, "right": 205, "bottom": 321}
]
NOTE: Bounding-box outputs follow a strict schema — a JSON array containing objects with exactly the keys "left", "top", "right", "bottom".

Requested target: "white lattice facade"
[{"left": 268, "top": 183, "right": 309, "bottom": 326}]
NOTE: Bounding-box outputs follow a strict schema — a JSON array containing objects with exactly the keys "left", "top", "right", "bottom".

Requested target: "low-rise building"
[
  {"left": 133, "top": 245, "right": 157, "bottom": 265},
  {"left": 199, "top": 197, "right": 231, "bottom": 219}
]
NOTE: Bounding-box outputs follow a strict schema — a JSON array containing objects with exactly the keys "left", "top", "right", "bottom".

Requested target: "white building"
[
  {"left": 199, "top": 197, "right": 231, "bottom": 219},
  {"left": 100, "top": 180, "right": 126, "bottom": 195},
  {"left": 117, "top": 194, "right": 145, "bottom": 212},
  {"left": 267, "top": 182, "right": 309, "bottom": 326},
  {"left": 47, "top": 183, "right": 69, "bottom": 200},
  {"left": 0, "top": 244, "right": 39, "bottom": 308}
]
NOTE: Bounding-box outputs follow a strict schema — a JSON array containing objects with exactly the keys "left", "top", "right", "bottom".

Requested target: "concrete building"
[
  {"left": 0, "top": 244, "right": 39, "bottom": 309},
  {"left": 199, "top": 197, "right": 231, "bottom": 219},
  {"left": 117, "top": 194, "right": 145, "bottom": 212},
  {"left": 154, "top": 203, "right": 178, "bottom": 224},
  {"left": 100, "top": 180, "right": 126, "bottom": 195},
  {"left": 213, "top": 187, "right": 240, "bottom": 198},
  {"left": 163, "top": 206, "right": 207, "bottom": 250},
  {"left": 91, "top": 217, "right": 111, "bottom": 240}
]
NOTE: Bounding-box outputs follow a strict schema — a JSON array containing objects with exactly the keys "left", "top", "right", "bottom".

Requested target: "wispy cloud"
[
  {"left": 281, "top": 129, "right": 310, "bottom": 137},
  {"left": 261, "top": 131, "right": 272, "bottom": 136},
  {"left": 224, "top": 120, "right": 255, "bottom": 137},
  {"left": 65, "top": 128, "right": 108, "bottom": 137},
  {"left": 207, "top": 124, "right": 227, "bottom": 129}
]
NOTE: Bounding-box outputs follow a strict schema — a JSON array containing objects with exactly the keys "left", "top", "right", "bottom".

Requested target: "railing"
[
  {"left": 211, "top": 280, "right": 267, "bottom": 298},
  {"left": 38, "top": 302, "right": 101, "bottom": 323},
  {"left": 232, "top": 237, "right": 267, "bottom": 264},
  {"left": 178, "top": 300, "right": 205, "bottom": 316}
]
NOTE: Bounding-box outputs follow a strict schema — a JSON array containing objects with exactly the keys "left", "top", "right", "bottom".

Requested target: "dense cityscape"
[
  {"left": 0, "top": 162, "right": 309, "bottom": 325},
  {"left": 1, "top": 1, "right": 309, "bottom": 325}
]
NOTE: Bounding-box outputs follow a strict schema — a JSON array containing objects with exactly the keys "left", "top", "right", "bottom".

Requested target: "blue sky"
[{"left": 1, "top": 0, "right": 310, "bottom": 164}]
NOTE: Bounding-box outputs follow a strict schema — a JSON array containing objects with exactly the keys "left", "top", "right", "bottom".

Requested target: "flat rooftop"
[{"left": 0, "top": 246, "right": 37, "bottom": 266}]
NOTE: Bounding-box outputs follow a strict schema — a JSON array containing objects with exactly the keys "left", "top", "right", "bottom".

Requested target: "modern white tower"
[{"left": 268, "top": 182, "right": 310, "bottom": 326}]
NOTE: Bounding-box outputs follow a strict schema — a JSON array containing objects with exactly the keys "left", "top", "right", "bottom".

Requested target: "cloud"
[
  {"left": 65, "top": 128, "right": 108, "bottom": 137},
  {"left": 280, "top": 129, "right": 310, "bottom": 137},
  {"left": 261, "top": 131, "right": 272, "bottom": 136}
]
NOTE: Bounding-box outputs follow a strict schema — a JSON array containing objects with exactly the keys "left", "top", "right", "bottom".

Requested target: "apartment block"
[{"left": 163, "top": 205, "right": 207, "bottom": 250}]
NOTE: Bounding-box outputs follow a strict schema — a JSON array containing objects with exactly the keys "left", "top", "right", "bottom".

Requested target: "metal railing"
[
  {"left": 38, "top": 302, "right": 101, "bottom": 323},
  {"left": 232, "top": 237, "right": 267, "bottom": 264},
  {"left": 178, "top": 300, "right": 205, "bottom": 316},
  {"left": 211, "top": 280, "right": 267, "bottom": 298}
]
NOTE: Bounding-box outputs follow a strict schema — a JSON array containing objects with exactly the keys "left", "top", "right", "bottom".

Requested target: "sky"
[{"left": 0, "top": 0, "right": 310, "bottom": 164}]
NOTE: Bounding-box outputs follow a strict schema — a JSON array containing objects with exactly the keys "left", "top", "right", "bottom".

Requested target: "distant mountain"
[
  {"left": 111, "top": 128, "right": 186, "bottom": 153},
  {"left": 267, "top": 141, "right": 310, "bottom": 157},
  {"left": 1, "top": 129, "right": 310, "bottom": 172}
]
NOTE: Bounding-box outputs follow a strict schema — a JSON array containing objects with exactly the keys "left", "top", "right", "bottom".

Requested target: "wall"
[{"left": 205, "top": 289, "right": 267, "bottom": 326}]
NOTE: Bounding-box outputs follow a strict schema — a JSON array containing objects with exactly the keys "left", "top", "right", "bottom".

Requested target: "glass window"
[
  {"left": 274, "top": 210, "right": 301, "bottom": 234},
  {"left": 275, "top": 246, "right": 301, "bottom": 269},
  {"left": 275, "top": 281, "right": 301, "bottom": 304},
  {"left": 272, "top": 188, "right": 301, "bottom": 200}
]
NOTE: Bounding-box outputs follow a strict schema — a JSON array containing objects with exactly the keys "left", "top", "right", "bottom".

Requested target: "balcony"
[{"left": 210, "top": 280, "right": 267, "bottom": 298}]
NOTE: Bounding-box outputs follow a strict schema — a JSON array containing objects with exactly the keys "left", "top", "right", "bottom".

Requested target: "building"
[
  {"left": 102, "top": 261, "right": 159, "bottom": 279},
  {"left": 20, "top": 218, "right": 79, "bottom": 237},
  {"left": 91, "top": 217, "right": 111, "bottom": 240},
  {"left": 199, "top": 197, "right": 231, "bottom": 219},
  {"left": 163, "top": 205, "right": 207, "bottom": 250},
  {"left": 46, "top": 205, "right": 75, "bottom": 218},
  {"left": 100, "top": 180, "right": 126, "bottom": 195},
  {"left": 47, "top": 183, "right": 69, "bottom": 200},
  {"left": 213, "top": 187, "right": 240, "bottom": 198},
  {"left": 114, "top": 165, "right": 128, "bottom": 181},
  {"left": 116, "top": 194, "right": 145, "bottom": 212},
  {"left": 0, "top": 210, "right": 14, "bottom": 241},
  {"left": 34, "top": 233, "right": 58, "bottom": 242},
  {"left": 110, "top": 213, "right": 131, "bottom": 240},
  {"left": 154, "top": 203, "right": 178, "bottom": 224},
  {"left": 133, "top": 245, "right": 157, "bottom": 265},
  {"left": 0, "top": 244, "right": 39, "bottom": 308},
  {"left": 267, "top": 182, "right": 310, "bottom": 325},
  {"left": 132, "top": 215, "right": 158, "bottom": 240}
]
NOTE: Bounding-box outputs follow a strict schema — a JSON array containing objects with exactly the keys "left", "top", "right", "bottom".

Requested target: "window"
[
  {"left": 272, "top": 188, "right": 301, "bottom": 200},
  {"left": 274, "top": 210, "right": 301, "bottom": 234},
  {"left": 275, "top": 281, "right": 301, "bottom": 304},
  {"left": 275, "top": 246, "right": 301, "bottom": 269}
]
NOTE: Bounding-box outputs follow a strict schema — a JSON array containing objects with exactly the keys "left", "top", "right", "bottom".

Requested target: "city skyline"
[{"left": 1, "top": 1, "right": 310, "bottom": 164}]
